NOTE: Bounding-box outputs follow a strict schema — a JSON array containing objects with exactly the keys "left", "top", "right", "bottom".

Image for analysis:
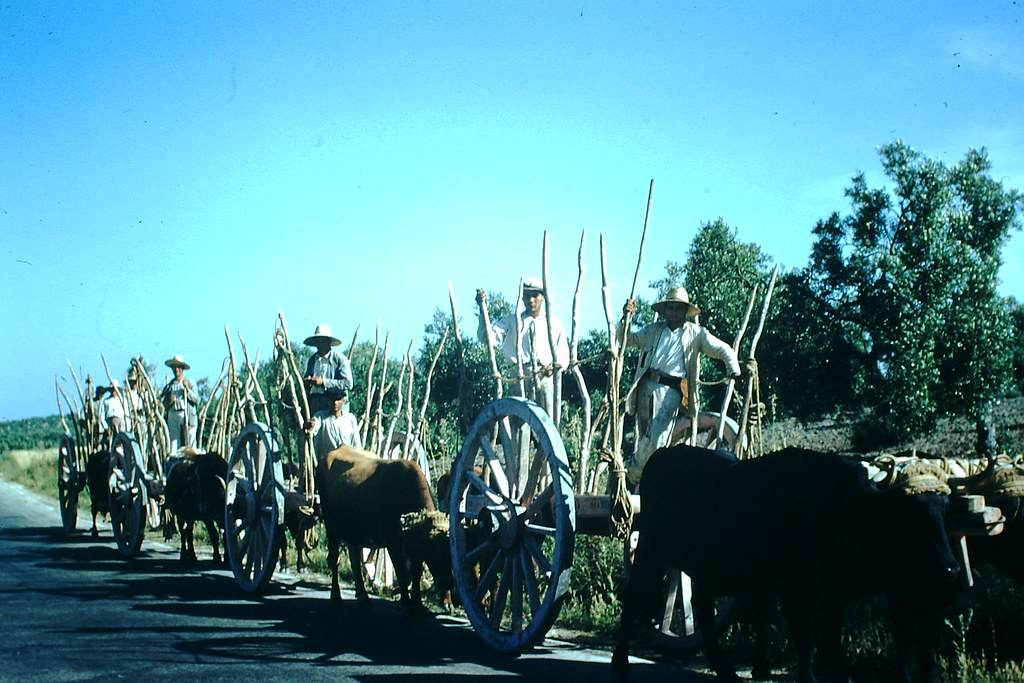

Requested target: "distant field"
[{"left": 0, "top": 448, "right": 58, "bottom": 501}]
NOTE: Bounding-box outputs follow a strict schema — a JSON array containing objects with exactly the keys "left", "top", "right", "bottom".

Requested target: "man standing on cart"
[
  {"left": 302, "top": 324, "right": 353, "bottom": 418},
  {"left": 621, "top": 287, "right": 742, "bottom": 484},
  {"left": 161, "top": 355, "right": 199, "bottom": 452},
  {"left": 477, "top": 277, "right": 570, "bottom": 417}
]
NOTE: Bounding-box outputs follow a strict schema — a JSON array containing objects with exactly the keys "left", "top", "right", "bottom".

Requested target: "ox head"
[
  {"left": 400, "top": 510, "right": 454, "bottom": 597},
  {"left": 947, "top": 453, "right": 1024, "bottom": 522},
  {"left": 871, "top": 457, "right": 962, "bottom": 599}
]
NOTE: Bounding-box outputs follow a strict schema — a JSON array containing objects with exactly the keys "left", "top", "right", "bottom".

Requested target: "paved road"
[{"left": 0, "top": 478, "right": 712, "bottom": 682}]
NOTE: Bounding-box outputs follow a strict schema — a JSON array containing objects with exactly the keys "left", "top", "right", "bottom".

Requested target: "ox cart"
[
  {"left": 223, "top": 314, "right": 436, "bottom": 593},
  {"left": 55, "top": 360, "right": 166, "bottom": 556},
  {"left": 443, "top": 269, "right": 771, "bottom": 655},
  {"left": 57, "top": 353, "right": 258, "bottom": 559}
]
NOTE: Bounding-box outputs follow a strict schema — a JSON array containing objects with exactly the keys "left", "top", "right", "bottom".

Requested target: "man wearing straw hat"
[
  {"left": 303, "top": 324, "right": 353, "bottom": 418},
  {"left": 476, "top": 276, "right": 570, "bottom": 417},
  {"left": 161, "top": 355, "right": 199, "bottom": 452},
  {"left": 621, "top": 287, "right": 741, "bottom": 483}
]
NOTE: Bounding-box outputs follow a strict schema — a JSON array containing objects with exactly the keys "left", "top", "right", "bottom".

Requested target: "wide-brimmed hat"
[
  {"left": 165, "top": 355, "right": 191, "bottom": 370},
  {"left": 304, "top": 324, "right": 341, "bottom": 347},
  {"left": 652, "top": 287, "right": 701, "bottom": 318},
  {"left": 522, "top": 276, "right": 545, "bottom": 294},
  {"left": 323, "top": 386, "right": 348, "bottom": 401}
]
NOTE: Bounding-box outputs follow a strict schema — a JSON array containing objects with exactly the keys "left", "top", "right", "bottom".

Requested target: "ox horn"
[
  {"left": 870, "top": 454, "right": 899, "bottom": 489},
  {"left": 946, "top": 451, "right": 997, "bottom": 494}
]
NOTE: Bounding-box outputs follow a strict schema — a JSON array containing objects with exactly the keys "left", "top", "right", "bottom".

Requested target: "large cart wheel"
[
  {"left": 108, "top": 432, "right": 147, "bottom": 557},
  {"left": 57, "top": 435, "right": 80, "bottom": 534},
  {"left": 225, "top": 422, "right": 284, "bottom": 593},
  {"left": 449, "top": 397, "right": 576, "bottom": 654},
  {"left": 671, "top": 411, "right": 741, "bottom": 452}
]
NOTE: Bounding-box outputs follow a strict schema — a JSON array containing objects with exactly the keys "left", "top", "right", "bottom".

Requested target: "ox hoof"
[
  {"left": 610, "top": 651, "right": 630, "bottom": 678},
  {"left": 403, "top": 602, "right": 432, "bottom": 618}
]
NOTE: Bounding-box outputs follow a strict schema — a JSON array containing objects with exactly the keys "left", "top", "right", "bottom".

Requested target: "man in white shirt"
[
  {"left": 622, "top": 287, "right": 742, "bottom": 483},
  {"left": 476, "top": 276, "right": 570, "bottom": 417},
  {"left": 308, "top": 387, "right": 363, "bottom": 470}
]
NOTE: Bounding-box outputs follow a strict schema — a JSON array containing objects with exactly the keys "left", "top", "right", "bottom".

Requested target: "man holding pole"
[
  {"left": 161, "top": 355, "right": 199, "bottom": 452},
  {"left": 302, "top": 324, "right": 353, "bottom": 418},
  {"left": 621, "top": 287, "right": 741, "bottom": 484},
  {"left": 476, "top": 277, "right": 570, "bottom": 417}
]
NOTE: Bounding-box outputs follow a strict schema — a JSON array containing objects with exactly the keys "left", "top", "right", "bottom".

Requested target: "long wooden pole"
[
  {"left": 542, "top": 231, "right": 562, "bottom": 427},
  {"left": 717, "top": 283, "right": 758, "bottom": 444},
  {"left": 570, "top": 230, "right": 593, "bottom": 492},
  {"left": 735, "top": 265, "right": 779, "bottom": 455},
  {"left": 476, "top": 284, "right": 503, "bottom": 401}
]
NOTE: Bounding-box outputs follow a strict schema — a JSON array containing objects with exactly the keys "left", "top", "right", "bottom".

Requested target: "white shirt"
[
  {"left": 487, "top": 312, "right": 571, "bottom": 369},
  {"left": 311, "top": 411, "right": 362, "bottom": 462},
  {"left": 648, "top": 326, "right": 688, "bottom": 377}
]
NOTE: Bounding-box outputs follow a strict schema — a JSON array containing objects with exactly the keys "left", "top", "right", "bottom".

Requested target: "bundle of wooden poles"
[{"left": 454, "top": 179, "right": 779, "bottom": 538}]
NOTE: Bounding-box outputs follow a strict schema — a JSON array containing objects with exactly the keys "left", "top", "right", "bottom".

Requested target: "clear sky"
[{"left": 2, "top": 2, "right": 1022, "bottom": 421}]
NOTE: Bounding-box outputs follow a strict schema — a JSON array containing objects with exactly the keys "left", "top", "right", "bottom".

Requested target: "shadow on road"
[{"left": 0, "top": 524, "right": 713, "bottom": 682}]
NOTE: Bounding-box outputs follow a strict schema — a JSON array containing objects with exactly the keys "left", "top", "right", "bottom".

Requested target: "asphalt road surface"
[{"left": 0, "top": 478, "right": 713, "bottom": 682}]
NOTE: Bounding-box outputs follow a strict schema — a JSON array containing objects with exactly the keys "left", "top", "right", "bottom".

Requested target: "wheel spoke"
[
  {"left": 510, "top": 550, "right": 524, "bottom": 634},
  {"left": 495, "top": 418, "right": 519, "bottom": 497},
  {"left": 466, "top": 469, "right": 504, "bottom": 505},
  {"left": 478, "top": 435, "right": 510, "bottom": 499},
  {"left": 466, "top": 534, "right": 499, "bottom": 565},
  {"left": 521, "top": 484, "right": 554, "bottom": 522},
  {"left": 487, "top": 553, "right": 514, "bottom": 628},
  {"left": 474, "top": 547, "right": 506, "bottom": 604},
  {"left": 522, "top": 533, "right": 552, "bottom": 577},
  {"left": 518, "top": 547, "right": 542, "bottom": 615}
]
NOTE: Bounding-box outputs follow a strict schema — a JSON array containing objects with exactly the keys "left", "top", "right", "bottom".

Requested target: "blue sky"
[{"left": 2, "top": 2, "right": 1022, "bottom": 421}]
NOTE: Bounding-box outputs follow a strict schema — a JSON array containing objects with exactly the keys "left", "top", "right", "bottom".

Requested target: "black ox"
[
  {"left": 613, "top": 445, "right": 962, "bottom": 683},
  {"left": 162, "top": 451, "right": 228, "bottom": 563}
]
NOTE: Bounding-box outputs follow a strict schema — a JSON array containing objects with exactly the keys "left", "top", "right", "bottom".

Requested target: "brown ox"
[{"left": 320, "top": 445, "right": 452, "bottom": 612}]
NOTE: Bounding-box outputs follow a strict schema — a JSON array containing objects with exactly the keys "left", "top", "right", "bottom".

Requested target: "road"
[{"left": 0, "top": 478, "right": 711, "bottom": 682}]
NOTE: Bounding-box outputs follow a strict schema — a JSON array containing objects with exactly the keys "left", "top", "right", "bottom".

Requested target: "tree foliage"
[{"left": 803, "top": 141, "right": 1022, "bottom": 444}]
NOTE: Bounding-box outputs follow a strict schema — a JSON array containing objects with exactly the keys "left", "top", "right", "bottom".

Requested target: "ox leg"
[
  {"left": 814, "top": 607, "right": 850, "bottom": 683},
  {"left": 389, "top": 541, "right": 416, "bottom": 609},
  {"left": 781, "top": 598, "right": 822, "bottom": 683},
  {"left": 692, "top": 582, "right": 740, "bottom": 682},
  {"left": 348, "top": 545, "right": 371, "bottom": 605},
  {"left": 749, "top": 595, "right": 773, "bottom": 681},
  {"left": 326, "top": 529, "right": 343, "bottom": 606},
  {"left": 180, "top": 518, "right": 198, "bottom": 563},
  {"left": 890, "top": 598, "right": 937, "bottom": 683},
  {"left": 203, "top": 518, "right": 222, "bottom": 564},
  {"left": 612, "top": 542, "right": 663, "bottom": 675},
  {"left": 276, "top": 526, "right": 290, "bottom": 571}
]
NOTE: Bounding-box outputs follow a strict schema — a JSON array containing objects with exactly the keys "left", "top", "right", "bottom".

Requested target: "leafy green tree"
[
  {"left": 1009, "top": 297, "right": 1024, "bottom": 396},
  {"left": 806, "top": 141, "right": 1022, "bottom": 445}
]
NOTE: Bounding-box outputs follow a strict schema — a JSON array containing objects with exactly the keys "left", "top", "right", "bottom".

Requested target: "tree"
[{"left": 806, "top": 141, "right": 1022, "bottom": 445}]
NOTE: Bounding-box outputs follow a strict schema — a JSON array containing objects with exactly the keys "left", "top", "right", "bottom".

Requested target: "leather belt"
[{"left": 646, "top": 370, "right": 684, "bottom": 388}]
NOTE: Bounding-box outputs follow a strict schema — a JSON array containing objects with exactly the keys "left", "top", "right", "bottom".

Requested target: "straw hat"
[
  {"left": 165, "top": 355, "right": 191, "bottom": 370},
  {"left": 652, "top": 287, "right": 701, "bottom": 318},
  {"left": 304, "top": 324, "right": 341, "bottom": 347}
]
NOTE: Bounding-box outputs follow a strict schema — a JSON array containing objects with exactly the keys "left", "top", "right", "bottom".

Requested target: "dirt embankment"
[{"left": 761, "top": 396, "right": 1024, "bottom": 457}]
